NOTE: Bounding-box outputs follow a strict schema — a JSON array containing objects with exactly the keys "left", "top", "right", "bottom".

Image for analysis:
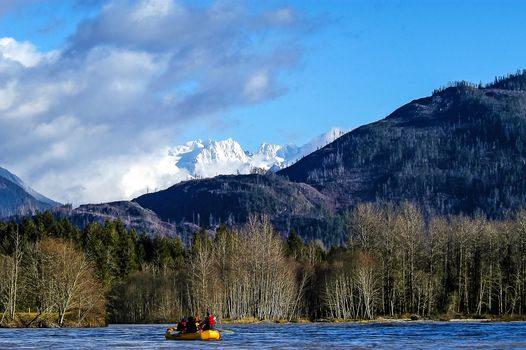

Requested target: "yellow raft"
[{"left": 165, "top": 329, "right": 222, "bottom": 341}]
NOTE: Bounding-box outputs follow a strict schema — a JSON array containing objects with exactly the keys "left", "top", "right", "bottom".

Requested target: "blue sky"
[
  {"left": 178, "top": 0, "right": 526, "bottom": 149},
  {"left": 1, "top": 0, "right": 525, "bottom": 203}
]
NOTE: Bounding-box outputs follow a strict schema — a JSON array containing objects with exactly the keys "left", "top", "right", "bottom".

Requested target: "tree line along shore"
[{"left": 1, "top": 203, "right": 526, "bottom": 328}]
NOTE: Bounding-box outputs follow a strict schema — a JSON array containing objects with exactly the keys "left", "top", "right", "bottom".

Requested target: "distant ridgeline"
[{"left": 432, "top": 69, "right": 526, "bottom": 93}]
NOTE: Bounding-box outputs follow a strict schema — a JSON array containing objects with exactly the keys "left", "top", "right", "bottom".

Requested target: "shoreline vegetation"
[
  {"left": 0, "top": 312, "right": 106, "bottom": 328},
  {"left": 217, "top": 313, "right": 526, "bottom": 325},
  {"left": 2, "top": 315, "right": 525, "bottom": 329},
  {"left": 2, "top": 203, "right": 526, "bottom": 328}
]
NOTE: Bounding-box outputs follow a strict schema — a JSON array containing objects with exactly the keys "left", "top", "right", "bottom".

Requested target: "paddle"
[{"left": 219, "top": 329, "right": 235, "bottom": 334}]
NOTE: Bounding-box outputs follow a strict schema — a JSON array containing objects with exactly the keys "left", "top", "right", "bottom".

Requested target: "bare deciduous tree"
[{"left": 29, "top": 238, "right": 105, "bottom": 326}]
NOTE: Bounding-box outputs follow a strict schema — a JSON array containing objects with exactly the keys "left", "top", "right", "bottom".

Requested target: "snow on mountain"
[
  {"left": 168, "top": 127, "right": 348, "bottom": 179},
  {"left": 293, "top": 127, "right": 348, "bottom": 160},
  {"left": 170, "top": 138, "right": 252, "bottom": 178},
  {"left": 251, "top": 143, "right": 286, "bottom": 170}
]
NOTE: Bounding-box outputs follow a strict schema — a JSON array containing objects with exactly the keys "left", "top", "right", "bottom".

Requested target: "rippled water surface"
[{"left": 1, "top": 322, "right": 526, "bottom": 349}]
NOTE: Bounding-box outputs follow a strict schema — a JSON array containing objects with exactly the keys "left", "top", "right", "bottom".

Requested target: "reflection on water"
[{"left": 1, "top": 322, "right": 526, "bottom": 349}]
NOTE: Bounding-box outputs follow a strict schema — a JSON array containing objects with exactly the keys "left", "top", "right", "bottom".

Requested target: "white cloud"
[
  {"left": 0, "top": 37, "right": 56, "bottom": 67},
  {"left": 120, "top": 147, "right": 191, "bottom": 199},
  {"left": 0, "top": 0, "right": 307, "bottom": 206},
  {"left": 7, "top": 96, "right": 51, "bottom": 119}
]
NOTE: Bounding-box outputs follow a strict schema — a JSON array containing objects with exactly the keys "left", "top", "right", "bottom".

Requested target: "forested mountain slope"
[
  {"left": 280, "top": 73, "right": 526, "bottom": 218},
  {"left": 134, "top": 173, "right": 335, "bottom": 235},
  {"left": 54, "top": 201, "right": 181, "bottom": 238}
]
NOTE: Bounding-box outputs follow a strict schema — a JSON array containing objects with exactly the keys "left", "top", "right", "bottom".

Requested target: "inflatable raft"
[{"left": 165, "top": 329, "right": 222, "bottom": 341}]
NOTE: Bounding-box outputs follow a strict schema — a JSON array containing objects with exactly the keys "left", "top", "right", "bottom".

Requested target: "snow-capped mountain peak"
[
  {"left": 167, "top": 127, "right": 348, "bottom": 180},
  {"left": 170, "top": 138, "right": 251, "bottom": 178},
  {"left": 255, "top": 143, "right": 284, "bottom": 160}
]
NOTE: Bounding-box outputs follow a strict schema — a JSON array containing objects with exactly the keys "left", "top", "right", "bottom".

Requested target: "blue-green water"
[{"left": 1, "top": 322, "right": 525, "bottom": 349}]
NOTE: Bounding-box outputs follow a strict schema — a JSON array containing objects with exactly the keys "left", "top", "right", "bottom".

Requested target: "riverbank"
[
  {"left": 3, "top": 313, "right": 525, "bottom": 328},
  {"left": 221, "top": 314, "right": 526, "bottom": 325},
  {"left": 0, "top": 312, "right": 107, "bottom": 328}
]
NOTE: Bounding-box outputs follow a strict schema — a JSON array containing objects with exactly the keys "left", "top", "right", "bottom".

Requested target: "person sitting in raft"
[
  {"left": 176, "top": 317, "right": 187, "bottom": 333},
  {"left": 202, "top": 311, "right": 216, "bottom": 330},
  {"left": 186, "top": 316, "right": 198, "bottom": 333},
  {"left": 195, "top": 315, "right": 202, "bottom": 331}
]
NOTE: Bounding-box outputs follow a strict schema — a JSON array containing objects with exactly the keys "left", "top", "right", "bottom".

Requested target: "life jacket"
[
  {"left": 208, "top": 315, "right": 216, "bottom": 325},
  {"left": 176, "top": 320, "right": 186, "bottom": 332}
]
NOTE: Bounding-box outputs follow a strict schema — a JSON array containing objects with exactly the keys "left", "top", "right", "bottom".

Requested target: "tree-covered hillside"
[
  {"left": 280, "top": 71, "right": 526, "bottom": 218},
  {"left": 133, "top": 173, "right": 346, "bottom": 243},
  {"left": 135, "top": 173, "right": 334, "bottom": 224}
]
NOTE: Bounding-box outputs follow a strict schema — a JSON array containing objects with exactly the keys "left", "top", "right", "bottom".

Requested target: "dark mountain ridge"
[
  {"left": 53, "top": 201, "right": 182, "bottom": 238},
  {"left": 0, "top": 167, "right": 60, "bottom": 217},
  {"left": 133, "top": 173, "right": 337, "bottom": 242}
]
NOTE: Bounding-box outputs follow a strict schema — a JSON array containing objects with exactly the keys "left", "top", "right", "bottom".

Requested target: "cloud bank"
[{"left": 0, "top": 0, "right": 306, "bottom": 205}]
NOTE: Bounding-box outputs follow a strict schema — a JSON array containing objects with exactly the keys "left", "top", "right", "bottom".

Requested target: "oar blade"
[{"left": 219, "top": 329, "right": 235, "bottom": 334}]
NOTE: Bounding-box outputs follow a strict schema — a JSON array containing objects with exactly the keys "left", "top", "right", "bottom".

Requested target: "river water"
[{"left": 0, "top": 322, "right": 525, "bottom": 349}]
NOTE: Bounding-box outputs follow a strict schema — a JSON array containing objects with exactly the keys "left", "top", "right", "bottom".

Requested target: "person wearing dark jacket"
[
  {"left": 176, "top": 317, "right": 187, "bottom": 332},
  {"left": 186, "top": 316, "right": 197, "bottom": 333}
]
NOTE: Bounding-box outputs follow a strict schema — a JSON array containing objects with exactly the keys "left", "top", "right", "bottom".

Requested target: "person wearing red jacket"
[{"left": 202, "top": 311, "right": 216, "bottom": 330}]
